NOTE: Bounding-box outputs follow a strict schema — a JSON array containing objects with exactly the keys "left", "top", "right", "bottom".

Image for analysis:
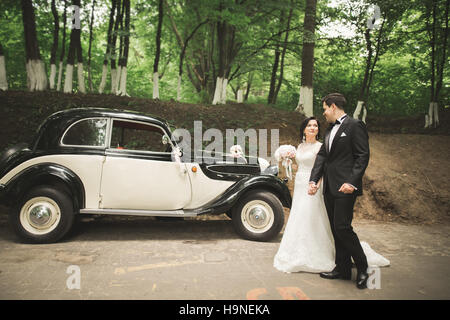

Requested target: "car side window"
[
  {"left": 110, "top": 120, "right": 170, "bottom": 153},
  {"left": 62, "top": 118, "right": 108, "bottom": 147}
]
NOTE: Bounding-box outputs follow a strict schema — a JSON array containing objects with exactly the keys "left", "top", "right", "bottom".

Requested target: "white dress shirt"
[{"left": 328, "top": 114, "right": 347, "bottom": 152}]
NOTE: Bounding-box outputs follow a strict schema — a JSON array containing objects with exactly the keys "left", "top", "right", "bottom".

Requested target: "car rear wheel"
[
  {"left": 10, "top": 186, "right": 75, "bottom": 243},
  {"left": 231, "top": 190, "right": 284, "bottom": 241}
]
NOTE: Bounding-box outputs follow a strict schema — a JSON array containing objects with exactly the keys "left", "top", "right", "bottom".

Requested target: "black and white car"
[{"left": 0, "top": 108, "right": 291, "bottom": 243}]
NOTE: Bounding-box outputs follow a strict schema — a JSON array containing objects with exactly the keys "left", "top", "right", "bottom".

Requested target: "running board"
[{"left": 79, "top": 208, "right": 199, "bottom": 218}]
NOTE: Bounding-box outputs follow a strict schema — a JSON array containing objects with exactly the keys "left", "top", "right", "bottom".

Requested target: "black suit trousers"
[{"left": 323, "top": 192, "right": 368, "bottom": 273}]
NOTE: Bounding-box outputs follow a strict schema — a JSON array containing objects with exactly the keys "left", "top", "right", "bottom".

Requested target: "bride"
[{"left": 273, "top": 117, "right": 389, "bottom": 274}]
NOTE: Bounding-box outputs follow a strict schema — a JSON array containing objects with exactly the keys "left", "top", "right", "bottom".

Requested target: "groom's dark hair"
[{"left": 321, "top": 93, "right": 347, "bottom": 110}]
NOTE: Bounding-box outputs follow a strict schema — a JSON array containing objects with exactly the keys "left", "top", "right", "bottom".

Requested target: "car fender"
[
  {"left": 191, "top": 175, "right": 292, "bottom": 215},
  {"left": 1, "top": 162, "right": 85, "bottom": 210}
]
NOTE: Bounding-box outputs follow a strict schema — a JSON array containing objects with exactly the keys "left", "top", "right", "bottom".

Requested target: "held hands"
[
  {"left": 308, "top": 182, "right": 355, "bottom": 195},
  {"left": 308, "top": 182, "right": 318, "bottom": 195}
]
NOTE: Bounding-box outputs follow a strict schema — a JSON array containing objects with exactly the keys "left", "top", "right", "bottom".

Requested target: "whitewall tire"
[
  {"left": 10, "top": 186, "right": 75, "bottom": 243},
  {"left": 232, "top": 190, "right": 284, "bottom": 241}
]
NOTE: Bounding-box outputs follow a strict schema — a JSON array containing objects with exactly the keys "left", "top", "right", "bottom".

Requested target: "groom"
[{"left": 308, "top": 93, "right": 370, "bottom": 289}]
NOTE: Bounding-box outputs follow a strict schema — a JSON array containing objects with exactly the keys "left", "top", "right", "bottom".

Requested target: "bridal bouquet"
[{"left": 274, "top": 145, "right": 297, "bottom": 179}]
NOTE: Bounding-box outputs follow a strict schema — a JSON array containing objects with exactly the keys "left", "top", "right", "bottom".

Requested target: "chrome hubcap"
[
  {"left": 20, "top": 197, "right": 61, "bottom": 235},
  {"left": 241, "top": 200, "right": 274, "bottom": 233},
  {"left": 248, "top": 206, "right": 268, "bottom": 228},
  {"left": 29, "top": 205, "right": 52, "bottom": 227}
]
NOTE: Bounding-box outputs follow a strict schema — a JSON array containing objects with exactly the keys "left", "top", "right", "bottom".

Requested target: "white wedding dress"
[{"left": 273, "top": 142, "right": 389, "bottom": 273}]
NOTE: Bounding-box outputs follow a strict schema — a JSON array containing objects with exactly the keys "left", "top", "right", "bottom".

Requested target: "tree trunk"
[
  {"left": 212, "top": 77, "right": 223, "bottom": 105},
  {"left": 153, "top": 0, "right": 163, "bottom": 99},
  {"left": 110, "top": 0, "right": 123, "bottom": 94},
  {"left": 87, "top": 0, "right": 96, "bottom": 92},
  {"left": 99, "top": 0, "right": 117, "bottom": 93},
  {"left": 274, "top": 1, "right": 294, "bottom": 104},
  {"left": 425, "top": 0, "right": 449, "bottom": 128},
  {"left": 354, "top": 27, "right": 372, "bottom": 122},
  {"left": 268, "top": 48, "right": 281, "bottom": 105},
  {"left": 244, "top": 72, "right": 253, "bottom": 101},
  {"left": 353, "top": 9, "right": 387, "bottom": 124},
  {"left": 0, "top": 43, "right": 7, "bottom": 91},
  {"left": 115, "top": 0, "right": 126, "bottom": 94},
  {"left": 57, "top": 0, "right": 67, "bottom": 91},
  {"left": 165, "top": 0, "right": 206, "bottom": 97},
  {"left": 49, "top": 0, "right": 59, "bottom": 89},
  {"left": 64, "top": 0, "right": 84, "bottom": 93},
  {"left": 21, "top": 0, "right": 47, "bottom": 91},
  {"left": 268, "top": 10, "right": 284, "bottom": 105},
  {"left": 220, "top": 77, "right": 228, "bottom": 104},
  {"left": 212, "top": 7, "right": 241, "bottom": 105},
  {"left": 296, "top": 0, "right": 317, "bottom": 116},
  {"left": 237, "top": 89, "right": 243, "bottom": 103},
  {"left": 117, "top": 0, "right": 130, "bottom": 96},
  {"left": 176, "top": 19, "right": 208, "bottom": 101}
]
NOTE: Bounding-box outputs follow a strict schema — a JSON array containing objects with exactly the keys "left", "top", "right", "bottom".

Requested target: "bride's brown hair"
[{"left": 300, "top": 117, "right": 321, "bottom": 141}]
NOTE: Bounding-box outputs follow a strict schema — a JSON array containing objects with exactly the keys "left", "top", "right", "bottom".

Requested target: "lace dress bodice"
[{"left": 295, "top": 142, "right": 322, "bottom": 174}]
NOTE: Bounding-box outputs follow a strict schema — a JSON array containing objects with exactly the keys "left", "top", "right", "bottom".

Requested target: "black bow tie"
[{"left": 334, "top": 115, "right": 347, "bottom": 126}]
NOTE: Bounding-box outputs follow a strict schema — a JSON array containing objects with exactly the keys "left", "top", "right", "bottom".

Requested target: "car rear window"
[{"left": 62, "top": 118, "right": 108, "bottom": 147}]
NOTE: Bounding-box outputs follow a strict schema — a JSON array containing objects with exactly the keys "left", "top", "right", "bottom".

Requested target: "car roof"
[
  {"left": 32, "top": 107, "right": 172, "bottom": 151},
  {"left": 48, "top": 107, "right": 168, "bottom": 125}
]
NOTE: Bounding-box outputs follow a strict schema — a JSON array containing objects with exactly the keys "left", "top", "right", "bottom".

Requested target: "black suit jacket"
[{"left": 309, "top": 116, "right": 370, "bottom": 197}]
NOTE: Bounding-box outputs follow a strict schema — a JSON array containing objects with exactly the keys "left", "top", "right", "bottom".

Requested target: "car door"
[{"left": 99, "top": 119, "right": 191, "bottom": 211}]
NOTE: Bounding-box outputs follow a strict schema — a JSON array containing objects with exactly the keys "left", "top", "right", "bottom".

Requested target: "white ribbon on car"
[{"left": 171, "top": 147, "right": 186, "bottom": 174}]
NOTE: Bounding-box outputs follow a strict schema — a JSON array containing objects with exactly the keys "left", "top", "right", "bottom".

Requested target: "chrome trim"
[
  {"left": 79, "top": 208, "right": 198, "bottom": 217},
  {"left": 105, "top": 149, "right": 172, "bottom": 156}
]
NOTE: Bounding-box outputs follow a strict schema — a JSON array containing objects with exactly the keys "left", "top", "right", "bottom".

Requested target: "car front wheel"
[
  {"left": 231, "top": 190, "right": 284, "bottom": 241},
  {"left": 10, "top": 186, "right": 75, "bottom": 243}
]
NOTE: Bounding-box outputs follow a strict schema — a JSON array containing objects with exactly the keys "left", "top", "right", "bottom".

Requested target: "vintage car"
[{"left": 0, "top": 108, "right": 291, "bottom": 243}]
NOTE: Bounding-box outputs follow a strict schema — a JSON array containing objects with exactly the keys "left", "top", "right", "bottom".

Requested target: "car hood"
[{"left": 189, "top": 149, "right": 275, "bottom": 180}]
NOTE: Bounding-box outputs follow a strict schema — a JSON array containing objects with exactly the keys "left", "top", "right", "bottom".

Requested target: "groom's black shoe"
[
  {"left": 320, "top": 268, "right": 351, "bottom": 280},
  {"left": 356, "top": 270, "right": 369, "bottom": 289}
]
